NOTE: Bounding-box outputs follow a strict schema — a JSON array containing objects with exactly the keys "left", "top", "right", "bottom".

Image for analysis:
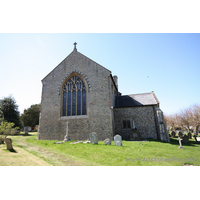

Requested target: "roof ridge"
[
  {"left": 42, "top": 49, "right": 112, "bottom": 82},
  {"left": 126, "top": 92, "right": 152, "bottom": 96},
  {"left": 42, "top": 50, "right": 75, "bottom": 82}
]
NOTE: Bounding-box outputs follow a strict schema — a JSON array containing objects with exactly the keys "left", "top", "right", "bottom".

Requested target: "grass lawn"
[{"left": 1, "top": 132, "right": 200, "bottom": 166}]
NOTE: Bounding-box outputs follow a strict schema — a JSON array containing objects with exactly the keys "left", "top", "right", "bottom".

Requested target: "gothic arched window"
[{"left": 62, "top": 75, "right": 86, "bottom": 116}]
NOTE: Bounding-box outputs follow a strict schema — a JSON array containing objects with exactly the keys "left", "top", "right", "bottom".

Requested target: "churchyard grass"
[{"left": 1, "top": 132, "right": 200, "bottom": 166}]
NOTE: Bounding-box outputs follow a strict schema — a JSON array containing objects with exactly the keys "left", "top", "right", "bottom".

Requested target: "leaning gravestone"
[
  {"left": 90, "top": 132, "right": 98, "bottom": 144},
  {"left": 187, "top": 132, "right": 192, "bottom": 139},
  {"left": 182, "top": 135, "right": 189, "bottom": 144},
  {"left": 177, "top": 137, "right": 184, "bottom": 148},
  {"left": 114, "top": 134, "right": 122, "bottom": 146},
  {"left": 5, "top": 138, "right": 13, "bottom": 150},
  {"left": 104, "top": 138, "right": 111, "bottom": 145},
  {"left": 171, "top": 131, "right": 176, "bottom": 138}
]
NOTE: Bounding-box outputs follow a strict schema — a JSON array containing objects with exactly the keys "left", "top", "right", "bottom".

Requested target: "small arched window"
[{"left": 62, "top": 75, "right": 86, "bottom": 116}]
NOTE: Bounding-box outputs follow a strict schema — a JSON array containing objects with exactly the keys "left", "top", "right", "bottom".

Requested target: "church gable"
[
  {"left": 42, "top": 46, "right": 111, "bottom": 84},
  {"left": 39, "top": 43, "right": 116, "bottom": 141}
]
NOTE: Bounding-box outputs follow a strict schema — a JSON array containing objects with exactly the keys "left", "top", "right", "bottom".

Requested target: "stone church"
[{"left": 38, "top": 43, "right": 169, "bottom": 142}]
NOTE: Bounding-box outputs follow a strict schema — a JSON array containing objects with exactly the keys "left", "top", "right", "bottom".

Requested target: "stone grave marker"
[
  {"left": 104, "top": 138, "right": 111, "bottom": 145},
  {"left": 178, "top": 131, "right": 183, "bottom": 138},
  {"left": 90, "top": 132, "right": 98, "bottom": 144},
  {"left": 114, "top": 134, "right": 122, "bottom": 146},
  {"left": 5, "top": 138, "right": 13, "bottom": 150},
  {"left": 63, "top": 121, "right": 70, "bottom": 142},
  {"left": 177, "top": 137, "right": 184, "bottom": 148},
  {"left": 24, "top": 127, "right": 28, "bottom": 134},
  {"left": 182, "top": 135, "right": 189, "bottom": 144},
  {"left": 171, "top": 131, "right": 176, "bottom": 138}
]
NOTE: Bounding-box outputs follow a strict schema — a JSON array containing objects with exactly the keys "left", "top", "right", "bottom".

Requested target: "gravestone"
[
  {"left": 171, "top": 131, "right": 176, "bottom": 138},
  {"left": 90, "top": 132, "right": 98, "bottom": 144},
  {"left": 24, "top": 127, "right": 28, "bottom": 134},
  {"left": 182, "top": 135, "right": 189, "bottom": 144},
  {"left": 114, "top": 134, "right": 122, "bottom": 146},
  {"left": 5, "top": 138, "right": 13, "bottom": 150},
  {"left": 130, "top": 128, "right": 141, "bottom": 141},
  {"left": 187, "top": 132, "right": 192, "bottom": 139},
  {"left": 104, "top": 138, "right": 111, "bottom": 145},
  {"left": 193, "top": 135, "right": 200, "bottom": 144},
  {"left": 63, "top": 121, "right": 70, "bottom": 142},
  {"left": 70, "top": 141, "right": 83, "bottom": 144},
  {"left": 177, "top": 137, "right": 184, "bottom": 148},
  {"left": 178, "top": 132, "right": 183, "bottom": 138},
  {"left": 83, "top": 140, "right": 90, "bottom": 144}
]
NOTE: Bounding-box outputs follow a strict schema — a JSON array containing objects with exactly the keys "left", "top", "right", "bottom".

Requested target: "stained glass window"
[{"left": 62, "top": 75, "right": 87, "bottom": 116}]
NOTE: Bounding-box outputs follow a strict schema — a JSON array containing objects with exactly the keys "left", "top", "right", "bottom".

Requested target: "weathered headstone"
[
  {"left": 104, "top": 138, "right": 111, "bottom": 145},
  {"left": 130, "top": 128, "right": 141, "bottom": 141},
  {"left": 24, "top": 127, "right": 28, "bottom": 134},
  {"left": 178, "top": 131, "right": 183, "bottom": 138},
  {"left": 182, "top": 135, "right": 189, "bottom": 144},
  {"left": 90, "top": 132, "right": 98, "bottom": 144},
  {"left": 187, "top": 132, "right": 192, "bottom": 139},
  {"left": 83, "top": 140, "right": 90, "bottom": 144},
  {"left": 171, "top": 131, "right": 176, "bottom": 138},
  {"left": 63, "top": 121, "right": 70, "bottom": 142},
  {"left": 70, "top": 141, "right": 83, "bottom": 144},
  {"left": 114, "top": 134, "right": 122, "bottom": 146},
  {"left": 5, "top": 138, "right": 13, "bottom": 150},
  {"left": 193, "top": 135, "right": 200, "bottom": 143},
  {"left": 177, "top": 137, "right": 184, "bottom": 148}
]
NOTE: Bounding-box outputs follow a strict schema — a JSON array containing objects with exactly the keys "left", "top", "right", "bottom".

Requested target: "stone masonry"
[
  {"left": 38, "top": 43, "right": 169, "bottom": 142},
  {"left": 114, "top": 106, "right": 158, "bottom": 140},
  {"left": 39, "top": 47, "right": 117, "bottom": 141}
]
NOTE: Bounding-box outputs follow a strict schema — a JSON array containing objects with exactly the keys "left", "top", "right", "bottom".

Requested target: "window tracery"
[{"left": 62, "top": 75, "right": 86, "bottom": 116}]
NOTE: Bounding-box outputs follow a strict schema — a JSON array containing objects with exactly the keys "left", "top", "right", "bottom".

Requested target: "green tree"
[
  {"left": 0, "top": 105, "right": 3, "bottom": 123},
  {"left": 21, "top": 104, "right": 40, "bottom": 127},
  {"left": 0, "top": 105, "right": 19, "bottom": 144},
  {"left": 0, "top": 95, "right": 21, "bottom": 128}
]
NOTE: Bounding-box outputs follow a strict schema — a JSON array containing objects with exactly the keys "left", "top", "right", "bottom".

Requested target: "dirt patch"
[
  {"left": 0, "top": 144, "right": 52, "bottom": 166},
  {"left": 13, "top": 139, "right": 83, "bottom": 166}
]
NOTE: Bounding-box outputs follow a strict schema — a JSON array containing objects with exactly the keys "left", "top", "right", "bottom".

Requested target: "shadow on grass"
[
  {"left": 2, "top": 148, "right": 18, "bottom": 153},
  {"left": 146, "top": 137, "right": 200, "bottom": 147},
  {"left": 7, "top": 133, "right": 34, "bottom": 137}
]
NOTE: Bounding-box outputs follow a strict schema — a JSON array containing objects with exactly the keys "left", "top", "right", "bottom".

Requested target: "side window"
[{"left": 122, "top": 120, "right": 131, "bottom": 129}]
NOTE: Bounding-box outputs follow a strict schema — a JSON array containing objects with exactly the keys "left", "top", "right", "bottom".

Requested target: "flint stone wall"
[
  {"left": 114, "top": 106, "right": 158, "bottom": 140},
  {"left": 38, "top": 50, "right": 116, "bottom": 141}
]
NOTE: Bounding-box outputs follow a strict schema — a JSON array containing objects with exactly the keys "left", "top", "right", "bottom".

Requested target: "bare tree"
[
  {"left": 189, "top": 104, "right": 200, "bottom": 135},
  {"left": 178, "top": 108, "right": 191, "bottom": 132},
  {"left": 165, "top": 114, "right": 179, "bottom": 131}
]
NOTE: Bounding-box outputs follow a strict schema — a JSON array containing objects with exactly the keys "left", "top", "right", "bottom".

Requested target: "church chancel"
[{"left": 38, "top": 43, "right": 169, "bottom": 142}]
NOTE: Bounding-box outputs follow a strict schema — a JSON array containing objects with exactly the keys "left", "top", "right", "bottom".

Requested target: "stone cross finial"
[{"left": 73, "top": 42, "right": 77, "bottom": 51}]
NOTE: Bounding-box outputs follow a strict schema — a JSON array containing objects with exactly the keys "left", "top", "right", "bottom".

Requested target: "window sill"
[{"left": 60, "top": 115, "right": 88, "bottom": 120}]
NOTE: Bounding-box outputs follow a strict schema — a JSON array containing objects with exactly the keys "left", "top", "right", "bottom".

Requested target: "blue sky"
[
  {"left": 0, "top": 33, "right": 199, "bottom": 115},
  {"left": 1, "top": 0, "right": 200, "bottom": 197}
]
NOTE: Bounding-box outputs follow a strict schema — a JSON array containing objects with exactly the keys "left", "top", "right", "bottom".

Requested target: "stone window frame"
[
  {"left": 122, "top": 119, "right": 131, "bottom": 129},
  {"left": 60, "top": 72, "right": 89, "bottom": 118}
]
